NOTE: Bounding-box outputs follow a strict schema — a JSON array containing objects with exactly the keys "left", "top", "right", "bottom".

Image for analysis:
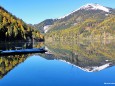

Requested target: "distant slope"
[
  {"left": 0, "top": 6, "right": 44, "bottom": 42},
  {"left": 45, "top": 15, "right": 115, "bottom": 40},
  {"left": 34, "top": 19, "right": 58, "bottom": 33},
  {"left": 35, "top": 4, "right": 115, "bottom": 34},
  {"left": 47, "top": 4, "right": 115, "bottom": 32},
  {"left": 43, "top": 4, "right": 115, "bottom": 40}
]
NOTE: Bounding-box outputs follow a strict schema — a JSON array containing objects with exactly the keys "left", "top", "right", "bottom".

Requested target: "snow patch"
[
  {"left": 80, "top": 3, "right": 109, "bottom": 12},
  {"left": 44, "top": 25, "right": 52, "bottom": 33}
]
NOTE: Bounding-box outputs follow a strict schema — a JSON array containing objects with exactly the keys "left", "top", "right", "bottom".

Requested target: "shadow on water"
[
  {"left": 0, "top": 42, "right": 47, "bottom": 55},
  {"left": 0, "top": 42, "right": 44, "bottom": 51},
  {"left": 42, "top": 40, "right": 115, "bottom": 72}
]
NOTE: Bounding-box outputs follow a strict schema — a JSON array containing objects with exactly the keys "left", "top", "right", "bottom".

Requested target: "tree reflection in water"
[{"left": 43, "top": 40, "right": 115, "bottom": 72}]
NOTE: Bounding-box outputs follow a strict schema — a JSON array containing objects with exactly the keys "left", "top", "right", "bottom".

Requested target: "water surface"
[{"left": 0, "top": 41, "right": 115, "bottom": 86}]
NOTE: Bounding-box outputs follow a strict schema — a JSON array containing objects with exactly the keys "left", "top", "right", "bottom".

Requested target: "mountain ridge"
[
  {"left": 58, "top": 3, "right": 110, "bottom": 19},
  {"left": 34, "top": 3, "right": 115, "bottom": 34}
]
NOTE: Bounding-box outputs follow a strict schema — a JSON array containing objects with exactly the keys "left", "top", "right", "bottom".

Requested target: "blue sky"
[{"left": 0, "top": 0, "right": 115, "bottom": 24}]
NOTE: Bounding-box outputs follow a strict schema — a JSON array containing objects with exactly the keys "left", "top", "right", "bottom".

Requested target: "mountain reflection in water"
[
  {"left": 43, "top": 40, "right": 115, "bottom": 72},
  {"left": 0, "top": 40, "right": 115, "bottom": 80}
]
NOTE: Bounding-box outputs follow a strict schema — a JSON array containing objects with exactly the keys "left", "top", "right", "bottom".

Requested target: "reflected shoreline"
[
  {"left": 0, "top": 42, "right": 45, "bottom": 79},
  {"left": 43, "top": 40, "right": 115, "bottom": 72},
  {"left": 0, "top": 40, "right": 115, "bottom": 79}
]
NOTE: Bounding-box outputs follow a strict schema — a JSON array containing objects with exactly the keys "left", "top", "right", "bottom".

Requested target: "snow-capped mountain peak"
[
  {"left": 58, "top": 3, "right": 110, "bottom": 19},
  {"left": 80, "top": 3, "right": 110, "bottom": 12}
]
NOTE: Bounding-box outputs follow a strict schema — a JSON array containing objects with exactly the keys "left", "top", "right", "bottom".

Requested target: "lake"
[{"left": 0, "top": 40, "right": 115, "bottom": 86}]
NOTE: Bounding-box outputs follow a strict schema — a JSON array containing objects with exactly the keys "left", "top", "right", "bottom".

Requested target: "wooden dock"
[{"left": 0, "top": 48, "right": 47, "bottom": 55}]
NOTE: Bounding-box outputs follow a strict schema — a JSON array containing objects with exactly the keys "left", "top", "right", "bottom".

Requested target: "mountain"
[
  {"left": 34, "top": 19, "right": 58, "bottom": 33},
  {"left": 0, "top": 6, "right": 44, "bottom": 42},
  {"left": 48, "top": 3, "right": 115, "bottom": 32},
  {"left": 58, "top": 3, "right": 110, "bottom": 19},
  {"left": 35, "top": 3, "right": 115, "bottom": 34},
  {"left": 44, "top": 4, "right": 115, "bottom": 40}
]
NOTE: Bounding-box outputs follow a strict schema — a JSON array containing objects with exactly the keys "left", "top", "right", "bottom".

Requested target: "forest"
[
  {"left": 45, "top": 15, "right": 115, "bottom": 41},
  {"left": 0, "top": 6, "right": 44, "bottom": 42}
]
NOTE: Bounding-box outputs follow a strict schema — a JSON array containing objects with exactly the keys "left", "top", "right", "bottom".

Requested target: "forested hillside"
[
  {"left": 44, "top": 4, "right": 115, "bottom": 41},
  {"left": 45, "top": 15, "right": 115, "bottom": 41},
  {"left": 0, "top": 6, "right": 44, "bottom": 42}
]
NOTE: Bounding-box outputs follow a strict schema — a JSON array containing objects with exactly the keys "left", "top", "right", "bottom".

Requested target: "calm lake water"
[{"left": 0, "top": 41, "right": 115, "bottom": 86}]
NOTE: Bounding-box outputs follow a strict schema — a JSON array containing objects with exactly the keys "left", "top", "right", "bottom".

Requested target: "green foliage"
[
  {"left": 47, "top": 10, "right": 108, "bottom": 33},
  {"left": 0, "top": 6, "right": 44, "bottom": 41},
  {"left": 46, "top": 15, "right": 115, "bottom": 41}
]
